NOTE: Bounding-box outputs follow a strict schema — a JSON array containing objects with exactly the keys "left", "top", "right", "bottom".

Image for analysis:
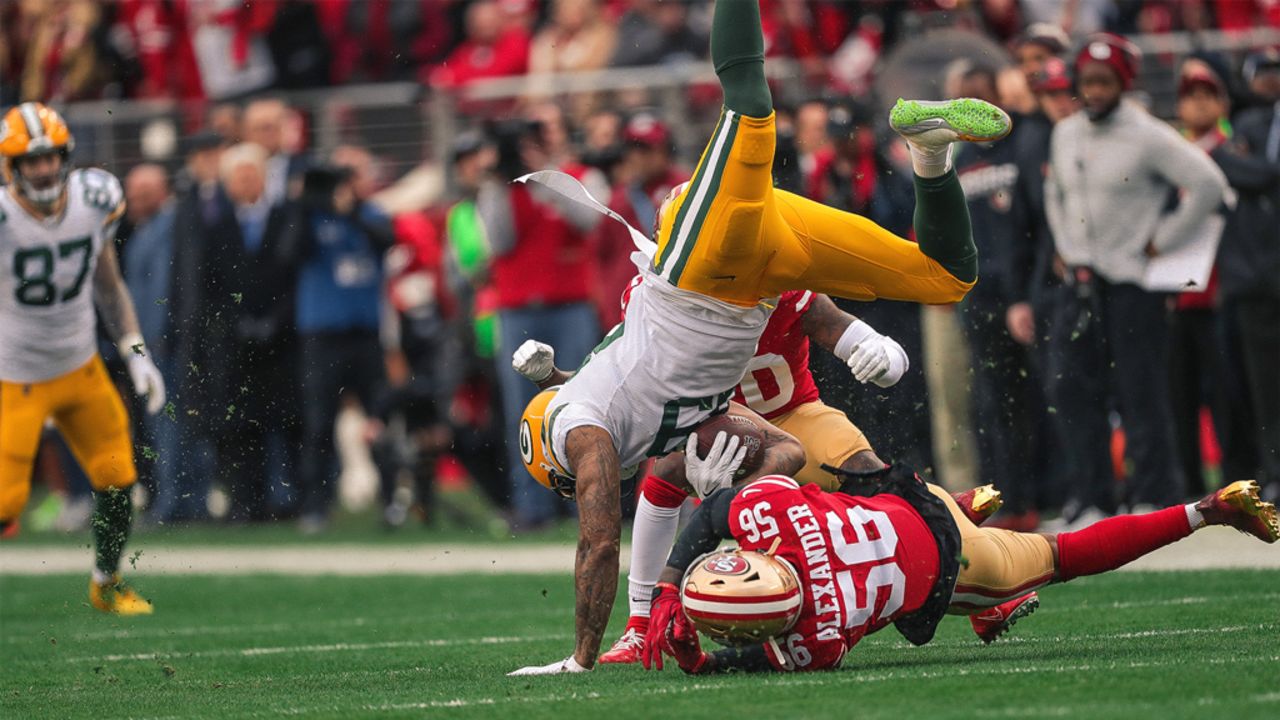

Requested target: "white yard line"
[{"left": 2, "top": 526, "right": 1277, "bottom": 576}]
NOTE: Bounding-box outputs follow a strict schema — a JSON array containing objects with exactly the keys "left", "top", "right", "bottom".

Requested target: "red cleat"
[
  {"left": 951, "top": 485, "right": 1002, "bottom": 526},
  {"left": 599, "top": 620, "right": 647, "bottom": 664},
  {"left": 970, "top": 592, "right": 1039, "bottom": 644},
  {"left": 1196, "top": 480, "right": 1279, "bottom": 544},
  {"left": 0, "top": 519, "right": 18, "bottom": 540}
]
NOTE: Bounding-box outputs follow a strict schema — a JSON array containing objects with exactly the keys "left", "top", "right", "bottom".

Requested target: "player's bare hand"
[
  {"left": 512, "top": 340, "right": 556, "bottom": 383},
  {"left": 684, "top": 431, "right": 746, "bottom": 498},
  {"left": 848, "top": 333, "right": 908, "bottom": 388},
  {"left": 507, "top": 655, "right": 589, "bottom": 676},
  {"left": 1006, "top": 302, "right": 1036, "bottom": 346}
]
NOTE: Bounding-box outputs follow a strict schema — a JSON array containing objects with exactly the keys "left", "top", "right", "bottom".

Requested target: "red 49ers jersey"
[
  {"left": 618, "top": 284, "right": 821, "bottom": 421},
  {"left": 732, "top": 290, "right": 821, "bottom": 420},
  {"left": 728, "top": 476, "right": 941, "bottom": 671}
]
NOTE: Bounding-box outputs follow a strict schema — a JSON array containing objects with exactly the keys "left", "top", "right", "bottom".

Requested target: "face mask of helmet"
[{"left": 12, "top": 147, "right": 71, "bottom": 207}]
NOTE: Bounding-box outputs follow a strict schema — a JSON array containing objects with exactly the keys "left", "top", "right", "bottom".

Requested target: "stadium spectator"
[
  {"left": 170, "top": 142, "right": 299, "bottom": 523},
  {"left": 792, "top": 99, "right": 831, "bottom": 181},
  {"left": 11, "top": 0, "right": 107, "bottom": 102},
  {"left": 529, "top": 0, "right": 616, "bottom": 76},
  {"left": 1241, "top": 46, "right": 1280, "bottom": 108},
  {"left": 118, "top": 164, "right": 175, "bottom": 513},
  {"left": 110, "top": 0, "right": 203, "bottom": 100},
  {"left": 1006, "top": 56, "right": 1078, "bottom": 515},
  {"left": 609, "top": 0, "right": 708, "bottom": 68},
  {"left": 279, "top": 149, "right": 395, "bottom": 534},
  {"left": 478, "top": 118, "right": 602, "bottom": 530},
  {"left": 1045, "top": 34, "right": 1229, "bottom": 520},
  {"left": 242, "top": 98, "right": 306, "bottom": 207},
  {"left": 264, "top": 0, "right": 330, "bottom": 90},
  {"left": 593, "top": 111, "right": 689, "bottom": 329},
  {"left": 182, "top": 0, "right": 277, "bottom": 100},
  {"left": 1168, "top": 57, "right": 1257, "bottom": 497},
  {"left": 950, "top": 65, "right": 1043, "bottom": 529},
  {"left": 1011, "top": 23, "right": 1069, "bottom": 84},
  {"left": 441, "top": 132, "right": 511, "bottom": 516},
  {"left": 1213, "top": 55, "right": 1280, "bottom": 503},
  {"left": 427, "top": 0, "right": 530, "bottom": 89}
]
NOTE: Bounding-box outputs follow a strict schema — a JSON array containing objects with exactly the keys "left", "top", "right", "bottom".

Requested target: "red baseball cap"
[
  {"left": 624, "top": 112, "right": 671, "bottom": 148},
  {"left": 1178, "top": 60, "right": 1225, "bottom": 99},
  {"left": 1075, "top": 33, "right": 1141, "bottom": 90},
  {"left": 1033, "top": 56, "right": 1072, "bottom": 93}
]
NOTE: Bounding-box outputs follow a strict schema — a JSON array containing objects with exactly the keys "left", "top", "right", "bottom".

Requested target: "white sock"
[
  {"left": 908, "top": 141, "right": 954, "bottom": 179},
  {"left": 627, "top": 494, "right": 683, "bottom": 619},
  {"left": 92, "top": 568, "right": 113, "bottom": 585},
  {"left": 1184, "top": 503, "right": 1205, "bottom": 530}
]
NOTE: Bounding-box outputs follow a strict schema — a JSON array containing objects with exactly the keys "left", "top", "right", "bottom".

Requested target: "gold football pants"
[
  {"left": 771, "top": 400, "right": 874, "bottom": 491},
  {"left": 651, "top": 109, "right": 974, "bottom": 308},
  {"left": 0, "top": 355, "right": 136, "bottom": 521}
]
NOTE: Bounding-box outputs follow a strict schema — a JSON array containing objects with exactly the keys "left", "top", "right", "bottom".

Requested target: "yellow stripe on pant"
[
  {"left": 0, "top": 354, "right": 136, "bottom": 521},
  {"left": 652, "top": 108, "right": 974, "bottom": 308}
]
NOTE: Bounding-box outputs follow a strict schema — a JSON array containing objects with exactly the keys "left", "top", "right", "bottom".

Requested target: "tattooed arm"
[{"left": 565, "top": 424, "right": 622, "bottom": 668}]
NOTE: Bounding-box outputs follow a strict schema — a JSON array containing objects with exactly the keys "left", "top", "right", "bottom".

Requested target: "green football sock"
[
  {"left": 711, "top": 0, "right": 772, "bottom": 118},
  {"left": 92, "top": 488, "right": 133, "bottom": 576},
  {"left": 913, "top": 170, "right": 978, "bottom": 284}
]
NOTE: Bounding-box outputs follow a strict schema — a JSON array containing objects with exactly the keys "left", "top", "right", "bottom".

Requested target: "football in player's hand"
[{"left": 694, "top": 414, "right": 766, "bottom": 480}]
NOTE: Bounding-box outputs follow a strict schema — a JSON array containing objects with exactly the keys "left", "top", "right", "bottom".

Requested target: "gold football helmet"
[
  {"left": 680, "top": 547, "right": 802, "bottom": 644},
  {"left": 1, "top": 102, "right": 75, "bottom": 206},
  {"left": 519, "top": 387, "right": 576, "bottom": 499}
]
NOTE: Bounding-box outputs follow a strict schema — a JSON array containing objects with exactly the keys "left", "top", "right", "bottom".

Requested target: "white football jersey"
[
  {"left": 547, "top": 257, "right": 774, "bottom": 473},
  {"left": 0, "top": 168, "right": 124, "bottom": 382}
]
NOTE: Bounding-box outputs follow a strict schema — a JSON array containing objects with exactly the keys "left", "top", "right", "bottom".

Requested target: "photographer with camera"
[{"left": 276, "top": 147, "right": 396, "bottom": 534}]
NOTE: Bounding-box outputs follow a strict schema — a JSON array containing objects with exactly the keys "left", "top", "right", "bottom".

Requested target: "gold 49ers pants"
[
  {"left": 926, "top": 484, "right": 1057, "bottom": 611},
  {"left": 0, "top": 355, "right": 136, "bottom": 521},
  {"left": 771, "top": 400, "right": 873, "bottom": 492},
  {"left": 651, "top": 109, "right": 974, "bottom": 308}
]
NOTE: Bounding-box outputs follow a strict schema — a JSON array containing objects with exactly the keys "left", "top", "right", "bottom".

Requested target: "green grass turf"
[{"left": 2, "top": 570, "right": 1277, "bottom": 719}]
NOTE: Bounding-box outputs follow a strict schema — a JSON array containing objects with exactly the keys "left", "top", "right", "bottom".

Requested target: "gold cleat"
[
  {"left": 1197, "top": 480, "right": 1279, "bottom": 544},
  {"left": 90, "top": 574, "right": 155, "bottom": 615}
]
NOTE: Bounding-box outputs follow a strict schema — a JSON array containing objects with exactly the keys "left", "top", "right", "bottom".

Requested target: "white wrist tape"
[{"left": 833, "top": 319, "right": 879, "bottom": 361}]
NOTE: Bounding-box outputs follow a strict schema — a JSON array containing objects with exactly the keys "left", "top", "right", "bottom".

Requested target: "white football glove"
[
  {"left": 684, "top": 431, "right": 747, "bottom": 499},
  {"left": 512, "top": 339, "right": 556, "bottom": 383},
  {"left": 836, "top": 320, "right": 909, "bottom": 388},
  {"left": 507, "top": 655, "right": 589, "bottom": 676},
  {"left": 118, "top": 334, "right": 167, "bottom": 415}
]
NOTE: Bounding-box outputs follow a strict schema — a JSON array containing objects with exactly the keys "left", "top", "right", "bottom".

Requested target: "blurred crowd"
[
  {"left": 12, "top": 1, "right": 1280, "bottom": 537},
  {"left": 4, "top": 0, "right": 1280, "bottom": 105}
]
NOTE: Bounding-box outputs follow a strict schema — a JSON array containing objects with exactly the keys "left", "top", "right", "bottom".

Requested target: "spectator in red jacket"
[
  {"left": 428, "top": 0, "right": 530, "bottom": 88},
  {"left": 593, "top": 112, "right": 690, "bottom": 329}
]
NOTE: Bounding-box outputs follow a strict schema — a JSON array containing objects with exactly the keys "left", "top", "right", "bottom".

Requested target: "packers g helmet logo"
[{"left": 519, "top": 419, "right": 534, "bottom": 466}]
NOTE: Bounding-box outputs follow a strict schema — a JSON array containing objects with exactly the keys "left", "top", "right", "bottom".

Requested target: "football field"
[{"left": 3, "top": 553, "right": 1278, "bottom": 719}]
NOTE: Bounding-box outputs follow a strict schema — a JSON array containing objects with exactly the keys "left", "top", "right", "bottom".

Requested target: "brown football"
[{"left": 693, "top": 413, "right": 766, "bottom": 480}]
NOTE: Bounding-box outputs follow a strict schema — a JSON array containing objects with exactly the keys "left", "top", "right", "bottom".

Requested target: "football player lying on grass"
[
  {"left": 515, "top": 335, "right": 1026, "bottom": 660},
  {"left": 641, "top": 466, "right": 1278, "bottom": 674}
]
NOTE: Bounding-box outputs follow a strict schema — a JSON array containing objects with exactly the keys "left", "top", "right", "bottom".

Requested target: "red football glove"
[
  {"left": 642, "top": 582, "right": 682, "bottom": 670},
  {"left": 666, "top": 613, "right": 710, "bottom": 674}
]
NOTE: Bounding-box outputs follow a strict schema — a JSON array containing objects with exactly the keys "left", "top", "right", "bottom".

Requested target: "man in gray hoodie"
[{"left": 1044, "top": 33, "right": 1228, "bottom": 520}]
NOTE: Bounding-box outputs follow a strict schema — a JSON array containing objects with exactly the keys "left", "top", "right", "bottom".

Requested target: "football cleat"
[
  {"left": 89, "top": 574, "right": 154, "bottom": 615},
  {"left": 0, "top": 519, "right": 18, "bottom": 540},
  {"left": 970, "top": 592, "right": 1039, "bottom": 644},
  {"left": 951, "top": 484, "right": 1003, "bottom": 526},
  {"left": 1195, "top": 480, "right": 1279, "bottom": 544},
  {"left": 889, "top": 98, "right": 1012, "bottom": 146},
  {"left": 598, "top": 626, "right": 646, "bottom": 664}
]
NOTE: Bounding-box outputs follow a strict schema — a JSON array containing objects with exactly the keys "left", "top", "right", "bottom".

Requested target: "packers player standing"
[
  {"left": 0, "top": 103, "right": 165, "bottom": 614},
  {"left": 510, "top": 0, "right": 1010, "bottom": 675}
]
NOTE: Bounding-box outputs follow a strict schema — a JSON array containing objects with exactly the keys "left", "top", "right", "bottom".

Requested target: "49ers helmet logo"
[
  {"left": 702, "top": 555, "right": 749, "bottom": 576},
  {"left": 518, "top": 419, "right": 534, "bottom": 465}
]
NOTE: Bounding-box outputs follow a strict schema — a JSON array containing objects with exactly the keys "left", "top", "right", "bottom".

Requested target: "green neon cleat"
[{"left": 889, "top": 98, "right": 1013, "bottom": 144}]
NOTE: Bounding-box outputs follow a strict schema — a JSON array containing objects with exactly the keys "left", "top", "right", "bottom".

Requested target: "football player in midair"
[
  {"left": 0, "top": 103, "right": 165, "bottom": 614},
  {"left": 509, "top": 0, "right": 1011, "bottom": 675},
  {"left": 642, "top": 469, "right": 1277, "bottom": 674},
  {"left": 514, "top": 289, "right": 1023, "bottom": 663}
]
